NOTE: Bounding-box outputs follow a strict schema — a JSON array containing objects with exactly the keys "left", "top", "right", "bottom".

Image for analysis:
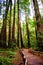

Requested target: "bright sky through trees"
[
  {"left": 0, "top": 0, "right": 43, "bottom": 19},
  {"left": 20, "top": 0, "right": 43, "bottom": 23},
  {"left": 29, "top": 0, "right": 43, "bottom": 19}
]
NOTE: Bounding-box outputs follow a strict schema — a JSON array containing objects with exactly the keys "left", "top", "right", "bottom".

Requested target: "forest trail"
[{"left": 21, "top": 48, "right": 43, "bottom": 65}]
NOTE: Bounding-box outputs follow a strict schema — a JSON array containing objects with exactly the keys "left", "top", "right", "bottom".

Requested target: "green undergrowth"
[
  {"left": 0, "top": 48, "right": 18, "bottom": 65},
  {"left": 0, "top": 50, "right": 16, "bottom": 55},
  {"left": 0, "top": 57, "right": 12, "bottom": 65}
]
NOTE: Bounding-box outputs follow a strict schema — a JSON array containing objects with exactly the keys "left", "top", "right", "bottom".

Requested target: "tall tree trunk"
[
  {"left": 8, "top": 0, "right": 12, "bottom": 48},
  {"left": 12, "top": 0, "right": 16, "bottom": 43},
  {"left": 17, "top": 0, "right": 20, "bottom": 47},
  {"left": 33, "top": 0, "right": 41, "bottom": 31},
  {"left": 19, "top": 11, "right": 24, "bottom": 48},
  {"left": 33, "top": 0, "right": 41, "bottom": 38},
  {"left": 0, "top": 0, "right": 9, "bottom": 47},
  {"left": 19, "top": 22, "right": 24, "bottom": 48},
  {"left": 25, "top": 10, "right": 30, "bottom": 48},
  {"left": 17, "top": 0, "right": 24, "bottom": 48},
  {"left": 33, "top": 0, "right": 43, "bottom": 50}
]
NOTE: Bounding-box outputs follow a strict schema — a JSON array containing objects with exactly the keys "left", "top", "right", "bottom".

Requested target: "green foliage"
[
  {"left": 41, "top": 0, "right": 43, "bottom": 3},
  {"left": 7, "top": 51, "right": 16, "bottom": 55},
  {"left": 0, "top": 48, "right": 17, "bottom": 58},
  {"left": 20, "top": 0, "right": 30, "bottom": 15},
  {"left": 20, "top": 0, "right": 30, "bottom": 9},
  {"left": 0, "top": 19, "right": 3, "bottom": 30},
  {"left": 21, "top": 18, "right": 37, "bottom": 49},
  {"left": 37, "top": 30, "right": 43, "bottom": 51},
  {"left": 0, "top": 57, "right": 12, "bottom": 65},
  {"left": 11, "top": 42, "right": 16, "bottom": 49},
  {"left": 14, "top": 46, "right": 20, "bottom": 50},
  {"left": 0, "top": 50, "right": 16, "bottom": 56},
  {"left": 0, "top": 0, "right": 43, "bottom": 51}
]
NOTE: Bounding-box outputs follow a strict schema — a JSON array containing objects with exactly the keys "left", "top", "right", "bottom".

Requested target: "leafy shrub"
[
  {"left": 0, "top": 57, "right": 12, "bottom": 65},
  {"left": 11, "top": 42, "right": 16, "bottom": 48},
  {"left": 0, "top": 50, "right": 17, "bottom": 58},
  {"left": 37, "top": 30, "right": 43, "bottom": 51}
]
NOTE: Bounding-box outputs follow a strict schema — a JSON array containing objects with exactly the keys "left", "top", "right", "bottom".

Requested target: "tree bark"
[
  {"left": 0, "top": 0, "right": 9, "bottom": 47},
  {"left": 25, "top": 10, "right": 30, "bottom": 48},
  {"left": 17, "top": 0, "right": 20, "bottom": 47},
  {"left": 19, "top": 22, "right": 24, "bottom": 48},
  {"left": 12, "top": 0, "right": 16, "bottom": 43},
  {"left": 33, "top": 0, "right": 42, "bottom": 37},
  {"left": 33, "top": 0, "right": 43, "bottom": 50},
  {"left": 8, "top": 0, "right": 12, "bottom": 48},
  {"left": 33, "top": 0, "right": 41, "bottom": 30}
]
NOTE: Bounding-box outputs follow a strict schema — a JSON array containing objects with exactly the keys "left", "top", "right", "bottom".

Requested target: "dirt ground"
[
  {"left": 11, "top": 50, "right": 24, "bottom": 65},
  {"left": 0, "top": 48, "right": 43, "bottom": 65},
  {"left": 21, "top": 48, "right": 43, "bottom": 65},
  {"left": 0, "top": 49, "right": 24, "bottom": 65}
]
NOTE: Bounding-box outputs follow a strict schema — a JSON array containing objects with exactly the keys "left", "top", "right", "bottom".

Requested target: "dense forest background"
[
  {"left": 0, "top": 0, "right": 43, "bottom": 50},
  {"left": 0, "top": 0, "right": 43, "bottom": 65}
]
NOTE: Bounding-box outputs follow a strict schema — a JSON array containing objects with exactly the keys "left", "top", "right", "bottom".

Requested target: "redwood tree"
[
  {"left": 12, "top": 0, "right": 16, "bottom": 43},
  {"left": 19, "top": 21, "right": 24, "bottom": 48},
  {"left": 17, "top": 0, "right": 20, "bottom": 47},
  {"left": 33, "top": 0, "right": 43, "bottom": 50},
  {"left": 8, "top": 0, "right": 12, "bottom": 48},
  {"left": 33, "top": 0, "right": 41, "bottom": 39},
  {"left": 1, "top": 0, "right": 9, "bottom": 47},
  {"left": 25, "top": 10, "right": 30, "bottom": 48}
]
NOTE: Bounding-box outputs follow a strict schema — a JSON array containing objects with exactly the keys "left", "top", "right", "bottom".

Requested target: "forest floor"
[
  {"left": 0, "top": 48, "right": 24, "bottom": 65},
  {"left": 11, "top": 50, "right": 24, "bottom": 65},
  {"left": 0, "top": 48, "right": 43, "bottom": 65}
]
